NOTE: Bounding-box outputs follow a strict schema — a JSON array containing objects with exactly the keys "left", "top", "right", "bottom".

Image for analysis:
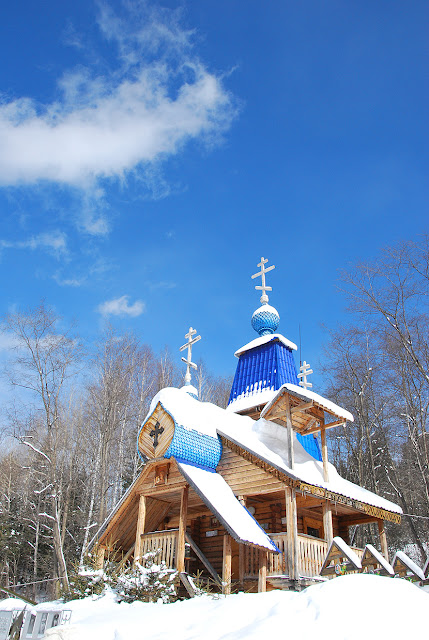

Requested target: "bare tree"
[
  {"left": 2, "top": 302, "right": 83, "bottom": 591},
  {"left": 322, "top": 237, "right": 429, "bottom": 562}
]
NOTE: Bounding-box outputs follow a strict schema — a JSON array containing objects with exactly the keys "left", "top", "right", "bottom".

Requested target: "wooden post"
[
  {"left": 95, "top": 545, "right": 106, "bottom": 570},
  {"left": 176, "top": 485, "right": 189, "bottom": 573},
  {"left": 258, "top": 550, "right": 267, "bottom": 593},
  {"left": 320, "top": 418, "right": 330, "bottom": 483},
  {"left": 323, "top": 501, "right": 334, "bottom": 544},
  {"left": 238, "top": 496, "right": 246, "bottom": 587},
  {"left": 320, "top": 416, "right": 333, "bottom": 545},
  {"left": 239, "top": 545, "right": 245, "bottom": 587},
  {"left": 134, "top": 495, "right": 147, "bottom": 564},
  {"left": 285, "top": 486, "right": 299, "bottom": 581},
  {"left": 378, "top": 520, "right": 389, "bottom": 562},
  {"left": 222, "top": 534, "right": 232, "bottom": 595},
  {"left": 285, "top": 395, "right": 295, "bottom": 470}
]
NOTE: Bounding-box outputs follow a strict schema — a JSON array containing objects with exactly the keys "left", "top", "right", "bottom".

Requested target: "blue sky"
[{"left": 0, "top": 0, "right": 427, "bottom": 386}]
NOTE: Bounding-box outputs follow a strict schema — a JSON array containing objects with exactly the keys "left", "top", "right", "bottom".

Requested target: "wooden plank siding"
[
  {"left": 217, "top": 446, "right": 285, "bottom": 496},
  {"left": 138, "top": 407, "right": 176, "bottom": 460}
]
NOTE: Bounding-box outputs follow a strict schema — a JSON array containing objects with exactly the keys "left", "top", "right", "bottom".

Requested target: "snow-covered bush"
[
  {"left": 62, "top": 549, "right": 178, "bottom": 604},
  {"left": 62, "top": 552, "right": 114, "bottom": 601},
  {"left": 116, "top": 551, "right": 178, "bottom": 603}
]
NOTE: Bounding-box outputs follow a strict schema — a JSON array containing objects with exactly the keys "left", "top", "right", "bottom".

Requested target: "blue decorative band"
[{"left": 164, "top": 423, "right": 223, "bottom": 469}]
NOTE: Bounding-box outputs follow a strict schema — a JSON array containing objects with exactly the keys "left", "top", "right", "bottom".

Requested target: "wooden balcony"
[
  {"left": 140, "top": 529, "right": 179, "bottom": 568},
  {"left": 245, "top": 533, "right": 364, "bottom": 579}
]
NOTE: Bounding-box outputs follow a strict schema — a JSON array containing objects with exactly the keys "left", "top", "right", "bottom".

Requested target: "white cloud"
[
  {"left": 53, "top": 273, "right": 83, "bottom": 287},
  {"left": 97, "top": 295, "right": 145, "bottom": 318},
  {"left": 0, "top": 4, "right": 236, "bottom": 198},
  {"left": 0, "top": 230, "right": 67, "bottom": 257}
]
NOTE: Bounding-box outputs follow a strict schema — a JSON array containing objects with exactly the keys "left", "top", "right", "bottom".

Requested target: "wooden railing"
[
  {"left": 245, "top": 533, "right": 364, "bottom": 579},
  {"left": 297, "top": 534, "right": 329, "bottom": 577},
  {"left": 140, "top": 529, "right": 179, "bottom": 569},
  {"left": 267, "top": 533, "right": 329, "bottom": 577},
  {"left": 141, "top": 529, "right": 364, "bottom": 579},
  {"left": 139, "top": 529, "right": 221, "bottom": 583}
]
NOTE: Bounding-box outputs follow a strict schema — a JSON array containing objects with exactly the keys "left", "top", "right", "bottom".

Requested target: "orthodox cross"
[
  {"left": 298, "top": 361, "right": 313, "bottom": 390},
  {"left": 251, "top": 257, "right": 275, "bottom": 304},
  {"left": 150, "top": 421, "right": 164, "bottom": 448},
  {"left": 180, "top": 326, "right": 201, "bottom": 384}
]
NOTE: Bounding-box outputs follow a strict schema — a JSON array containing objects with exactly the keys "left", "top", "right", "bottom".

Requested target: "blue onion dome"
[{"left": 251, "top": 303, "right": 280, "bottom": 336}]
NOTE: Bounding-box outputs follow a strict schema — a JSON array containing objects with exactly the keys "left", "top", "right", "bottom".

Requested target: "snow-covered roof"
[
  {"left": 261, "top": 383, "right": 354, "bottom": 423},
  {"left": 218, "top": 415, "right": 401, "bottom": 514},
  {"left": 234, "top": 333, "right": 297, "bottom": 357},
  {"left": 180, "top": 384, "right": 198, "bottom": 397},
  {"left": 147, "top": 388, "right": 401, "bottom": 516},
  {"left": 146, "top": 387, "right": 237, "bottom": 439},
  {"left": 226, "top": 388, "right": 278, "bottom": 414},
  {"left": 328, "top": 537, "right": 362, "bottom": 569},
  {"left": 177, "top": 461, "right": 278, "bottom": 552},
  {"left": 393, "top": 551, "right": 425, "bottom": 581},
  {"left": 363, "top": 544, "right": 394, "bottom": 575}
]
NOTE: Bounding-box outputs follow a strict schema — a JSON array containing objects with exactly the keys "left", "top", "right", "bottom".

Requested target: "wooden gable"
[
  {"left": 392, "top": 552, "right": 425, "bottom": 582},
  {"left": 138, "top": 402, "right": 175, "bottom": 460},
  {"left": 360, "top": 544, "right": 394, "bottom": 576},
  {"left": 320, "top": 538, "right": 362, "bottom": 576}
]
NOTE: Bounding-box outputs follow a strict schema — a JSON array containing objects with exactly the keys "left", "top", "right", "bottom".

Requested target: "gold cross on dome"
[
  {"left": 251, "top": 257, "right": 275, "bottom": 304},
  {"left": 179, "top": 326, "right": 201, "bottom": 384}
]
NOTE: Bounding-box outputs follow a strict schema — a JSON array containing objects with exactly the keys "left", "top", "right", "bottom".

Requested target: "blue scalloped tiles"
[{"left": 164, "top": 423, "right": 222, "bottom": 469}]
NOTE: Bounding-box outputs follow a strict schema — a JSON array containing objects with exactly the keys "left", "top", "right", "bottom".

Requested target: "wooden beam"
[
  {"left": 320, "top": 419, "right": 329, "bottom": 483},
  {"left": 136, "top": 482, "right": 188, "bottom": 497},
  {"left": 179, "top": 572, "right": 196, "bottom": 598},
  {"left": 378, "top": 520, "right": 389, "bottom": 562},
  {"left": 323, "top": 501, "right": 334, "bottom": 544},
  {"left": 239, "top": 545, "right": 245, "bottom": 587},
  {"left": 258, "top": 550, "right": 267, "bottom": 592},
  {"left": 291, "top": 401, "right": 314, "bottom": 414},
  {"left": 222, "top": 534, "right": 232, "bottom": 595},
  {"left": 95, "top": 545, "right": 106, "bottom": 570},
  {"left": 238, "top": 496, "right": 246, "bottom": 587},
  {"left": 299, "top": 418, "right": 318, "bottom": 434},
  {"left": 285, "top": 486, "right": 299, "bottom": 580},
  {"left": 285, "top": 395, "right": 294, "bottom": 470},
  {"left": 323, "top": 419, "right": 346, "bottom": 430},
  {"left": 176, "top": 485, "right": 189, "bottom": 573},
  {"left": 185, "top": 533, "right": 221, "bottom": 585},
  {"left": 134, "top": 495, "right": 147, "bottom": 564},
  {"left": 339, "top": 515, "right": 379, "bottom": 526}
]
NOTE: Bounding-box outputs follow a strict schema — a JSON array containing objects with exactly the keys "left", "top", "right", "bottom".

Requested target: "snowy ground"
[{"left": 7, "top": 574, "right": 424, "bottom": 640}]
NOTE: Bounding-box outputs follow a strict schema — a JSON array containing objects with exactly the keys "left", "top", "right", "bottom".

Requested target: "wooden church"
[{"left": 93, "top": 258, "right": 402, "bottom": 592}]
